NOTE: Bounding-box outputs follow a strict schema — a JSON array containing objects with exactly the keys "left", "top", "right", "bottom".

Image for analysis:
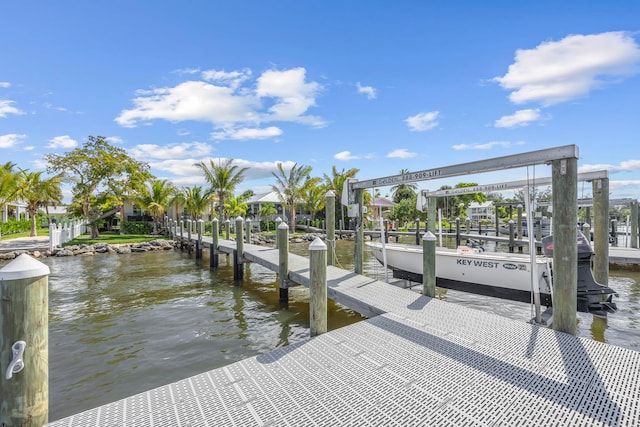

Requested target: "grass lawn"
[
  {"left": 62, "top": 232, "right": 166, "bottom": 246},
  {"left": 1, "top": 227, "right": 50, "bottom": 239}
]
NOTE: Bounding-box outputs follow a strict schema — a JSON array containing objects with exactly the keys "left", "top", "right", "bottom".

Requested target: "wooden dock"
[{"left": 46, "top": 236, "right": 640, "bottom": 426}]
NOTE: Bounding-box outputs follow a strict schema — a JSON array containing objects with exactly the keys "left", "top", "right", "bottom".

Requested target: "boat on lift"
[{"left": 367, "top": 230, "right": 617, "bottom": 316}]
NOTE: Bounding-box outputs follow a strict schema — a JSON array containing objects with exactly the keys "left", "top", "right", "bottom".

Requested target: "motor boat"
[{"left": 367, "top": 230, "right": 617, "bottom": 315}]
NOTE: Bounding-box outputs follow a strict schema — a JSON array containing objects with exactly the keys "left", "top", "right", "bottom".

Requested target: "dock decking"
[{"left": 46, "top": 237, "right": 640, "bottom": 426}]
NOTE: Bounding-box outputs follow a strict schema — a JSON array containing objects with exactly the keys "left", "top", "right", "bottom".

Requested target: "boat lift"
[{"left": 344, "top": 144, "right": 597, "bottom": 334}]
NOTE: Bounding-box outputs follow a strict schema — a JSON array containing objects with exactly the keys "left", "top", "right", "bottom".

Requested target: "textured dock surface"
[{"left": 47, "top": 237, "right": 640, "bottom": 426}]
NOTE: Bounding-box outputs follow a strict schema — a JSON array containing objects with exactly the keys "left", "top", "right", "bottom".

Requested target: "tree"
[
  {"left": 46, "top": 136, "right": 151, "bottom": 238},
  {"left": 195, "top": 158, "right": 248, "bottom": 221},
  {"left": 303, "top": 183, "right": 326, "bottom": 222},
  {"left": 181, "top": 186, "right": 213, "bottom": 220},
  {"left": 272, "top": 162, "right": 317, "bottom": 232},
  {"left": 0, "top": 161, "right": 18, "bottom": 214},
  {"left": 224, "top": 195, "right": 248, "bottom": 219},
  {"left": 259, "top": 203, "right": 277, "bottom": 232},
  {"left": 390, "top": 169, "right": 418, "bottom": 203},
  {"left": 323, "top": 166, "right": 359, "bottom": 230},
  {"left": 14, "top": 170, "right": 63, "bottom": 236},
  {"left": 137, "top": 179, "right": 176, "bottom": 234}
]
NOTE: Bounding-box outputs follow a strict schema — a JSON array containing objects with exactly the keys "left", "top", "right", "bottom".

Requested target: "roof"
[
  {"left": 371, "top": 198, "right": 396, "bottom": 207},
  {"left": 246, "top": 191, "right": 283, "bottom": 204}
]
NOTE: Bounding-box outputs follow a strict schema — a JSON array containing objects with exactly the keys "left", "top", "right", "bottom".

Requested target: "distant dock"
[{"left": 46, "top": 236, "right": 640, "bottom": 426}]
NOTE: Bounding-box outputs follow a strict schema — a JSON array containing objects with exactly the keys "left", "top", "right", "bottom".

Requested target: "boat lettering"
[
  {"left": 503, "top": 263, "right": 518, "bottom": 270},
  {"left": 456, "top": 259, "right": 498, "bottom": 268}
]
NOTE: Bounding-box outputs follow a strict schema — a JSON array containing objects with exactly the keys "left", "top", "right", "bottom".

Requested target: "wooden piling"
[
  {"left": 415, "top": 218, "right": 421, "bottom": 246},
  {"left": 211, "top": 218, "right": 219, "bottom": 268},
  {"left": 427, "top": 197, "right": 436, "bottom": 235},
  {"left": 0, "top": 254, "right": 50, "bottom": 427},
  {"left": 275, "top": 217, "right": 283, "bottom": 249},
  {"left": 326, "top": 191, "right": 335, "bottom": 266},
  {"left": 225, "top": 219, "right": 230, "bottom": 240},
  {"left": 631, "top": 201, "right": 638, "bottom": 249},
  {"left": 508, "top": 220, "right": 515, "bottom": 253},
  {"left": 455, "top": 218, "right": 461, "bottom": 247},
  {"left": 187, "top": 220, "right": 192, "bottom": 255},
  {"left": 196, "top": 219, "right": 203, "bottom": 259},
  {"left": 552, "top": 157, "right": 578, "bottom": 335},
  {"left": 234, "top": 217, "right": 244, "bottom": 280},
  {"left": 179, "top": 219, "right": 184, "bottom": 251},
  {"left": 517, "top": 205, "right": 523, "bottom": 253},
  {"left": 245, "top": 218, "right": 252, "bottom": 244},
  {"left": 592, "top": 177, "right": 609, "bottom": 285},
  {"left": 309, "top": 237, "right": 327, "bottom": 337},
  {"left": 277, "top": 222, "right": 289, "bottom": 302},
  {"left": 354, "top": 188, "right": 364, "bottom": 275},
  {"left": 422, "top": 231, "right": 436, "bottom": 298}
]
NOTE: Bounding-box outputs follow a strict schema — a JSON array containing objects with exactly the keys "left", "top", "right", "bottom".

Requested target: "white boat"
[{"left": 367, "top": 231, "right": 617, "bottom": 315}]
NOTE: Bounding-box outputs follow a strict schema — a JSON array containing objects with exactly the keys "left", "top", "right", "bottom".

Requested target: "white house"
[{"left": 467, "top": 201, "right": 494, "bottom": 222}]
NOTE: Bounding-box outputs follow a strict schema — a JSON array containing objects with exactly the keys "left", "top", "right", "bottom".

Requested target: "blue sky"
[{"left": 2, "top": 1, "right": 640, "bottom": 202}]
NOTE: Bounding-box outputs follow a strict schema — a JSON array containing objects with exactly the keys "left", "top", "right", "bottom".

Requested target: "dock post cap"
[
  {"left": 326, "top": 190, "right": 335, "bottom": 197},
  {"left": 235, "top": 216, "right": 244, "bottom": 221},
  {"left": 278, "top": 221, "right": 289, "bottom": 229},
  {"left": 309, "top": 237, "right": 327, "bottom": 251},
  {"left": 0, "top": 253, "right": 50, "bottom": 281},
  {"left": 212, "top": 217, "right": 219, "bottom": 222},
  {"left": 422, "top": 231, "right": 436, "bottom": 241}
]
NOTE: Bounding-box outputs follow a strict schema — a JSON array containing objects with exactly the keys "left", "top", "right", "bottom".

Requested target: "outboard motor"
[{"left": 541, "top": 230, "right": 617, "bottom": 315}]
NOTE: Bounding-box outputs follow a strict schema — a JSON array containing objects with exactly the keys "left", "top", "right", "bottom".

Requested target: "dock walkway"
[{"left": 47, "top": 237, "right": 640, "bottom": 426}]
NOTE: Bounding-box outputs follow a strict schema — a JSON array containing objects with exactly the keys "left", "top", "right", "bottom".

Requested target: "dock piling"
[
  {"left": 0, "top": 254, "right": 50, "bottom": 427},
  {"left": 210, "top": 218, "right": 219, "bottom": 268},
  {"left": 326, "top": 191, "right": 335, "bottom": 266},
  {"left": 422, "top": 231, "right": 436, "bottom": 298},
  {"left": 277, "top": 222, "right": 289, "bottom": 303},
  {"left": 196, "top": 219, "right": 203, "bottom": 259},
  {"left": 187, "top": 219, "right": 192, "bottom": 255},
  {"left": 309, "top": 237, "right": 327, "bottom": 336},
  {"left": 234, "top": 217, "right": 244, "bottom": 280}
]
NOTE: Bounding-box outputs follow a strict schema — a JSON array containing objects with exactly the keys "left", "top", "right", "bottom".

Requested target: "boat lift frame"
[{"left": 346, "top": 144, "right": 584, "bottom": 334}]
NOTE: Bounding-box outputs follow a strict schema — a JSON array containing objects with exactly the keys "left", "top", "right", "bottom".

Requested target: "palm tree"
[
  {"left": 390, "top": 168, "right": 418, "bottom": 203},
  {"left": 323, "top": 166, "right": 359, "bottom": 230},
  {"left": 181, "top": 186, "right": 213, "bottom": 220},
  {"left": 0, "top": 161, "right": 18, "bottom": 214},
  {"left": 14, "top": 170, "right": 64, "bottom": 236},
  {"left": 195, "top": 158, "right": 248, "bottom": 221},
  {"left": 272, "top": 162, "right": 318, "bottom": 232},
  {"left": 303, "top": 183, "right": 326, "bottom": 222},
  {"left": 224, "top": 195, "right": 248, "bottom": 219},
  {"left": 137, "top": 179, "right": 175, "bottom": 234},
  {"left": 259, "top": 203, "right": 277, "bottom": 232}
]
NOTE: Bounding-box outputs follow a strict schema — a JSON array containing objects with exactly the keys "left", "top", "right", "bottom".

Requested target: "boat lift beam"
[
  {"left": 349, "top": 144, "right": 581, "bottom": 335},
  {"left": 350, "top": 144, "right": 579, "bottom": 190}
]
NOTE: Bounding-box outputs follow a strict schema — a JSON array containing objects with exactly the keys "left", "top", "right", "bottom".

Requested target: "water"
[{"left": 1, "top": 239, "right": 638, "bottom": 421}]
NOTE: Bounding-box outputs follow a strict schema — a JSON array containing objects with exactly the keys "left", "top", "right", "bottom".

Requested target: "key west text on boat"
[{"left": 367, "top": 229, "right": 617, "bottom": 316}]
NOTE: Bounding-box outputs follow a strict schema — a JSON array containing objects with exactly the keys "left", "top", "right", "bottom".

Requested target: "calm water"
[{"left": 2, "top": 239, "right": 638, "bottom": 421}]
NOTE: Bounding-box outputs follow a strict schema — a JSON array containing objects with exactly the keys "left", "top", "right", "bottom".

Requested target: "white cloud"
[
  {"left": 356, "top": 82, "right": 377, "bottom": 99},
  {"left": 129, "top": 142, "right": 212, "bottom": 161},
  {"left": 0, "top": 100, "right": 24, "bottom": 117},
  {"left": 610, "top": 180, "right": 640, "bottom": 192},
  {"left": 106, "top": 136, "right": 123, "bottom": 145},
  {"left": 579, "top": 160, "right": 640, "bottom": 174},
  {"left": 387, "top": 149, "right": 417, "bottom": 159},
  {"left": 334, "top": 151, "right": 359, "bottom": 161},
  {"left": 0, "top": 133, "right": 27, "bottom": 148},
  {"left": 47, "top": 135, "right": 78, "bottom": 149},
  {"left": 494, "top": 109, "right": 541, "bottom": 128},
  {"left": 405, "top": 111, "right": 439, "bottom": 131},
  {"left": 211, "top": 126, "right": 283, "bottom": 140},
  {"left": 452, "top": 141, "right": 525, "bottom": 151},
  {"left": 116, "top": 67, "right": 325, "bottom": 140},
  {"left": 494, "top": 31, "right": 640, "bottom": 105},
  {"left": 0, "top": 82, "right": 10, "bottom": 88}
]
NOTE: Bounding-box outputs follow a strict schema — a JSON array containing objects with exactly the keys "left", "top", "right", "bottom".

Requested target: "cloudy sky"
[{"left": 2, "top": 1, "right": 640, "bottom": 201}]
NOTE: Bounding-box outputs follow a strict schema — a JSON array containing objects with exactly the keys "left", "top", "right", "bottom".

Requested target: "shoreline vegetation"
[{"left": 0, "top": 231, "right": 332, "bottom": 261}]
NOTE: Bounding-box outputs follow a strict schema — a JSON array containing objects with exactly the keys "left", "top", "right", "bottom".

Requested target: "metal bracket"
[{"left": 5, "top": 341, "right": 26, "bottom": 380}]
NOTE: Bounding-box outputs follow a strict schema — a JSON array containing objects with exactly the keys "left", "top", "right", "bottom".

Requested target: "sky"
[{"left": 2, "top": 1, "right": 640, "bottom": 203}]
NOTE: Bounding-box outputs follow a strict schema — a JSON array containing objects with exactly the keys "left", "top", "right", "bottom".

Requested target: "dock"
[{"left": 46, "top": 236, "right": 640, "bottom": 426}]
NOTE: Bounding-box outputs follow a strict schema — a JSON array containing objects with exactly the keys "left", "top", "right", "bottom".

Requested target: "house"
[
  {"left": 245, "top": 191, "right": 286, "bottom": 221},
  {"left": 467, "top": 201, "right": 494, "bottom": 222},
  {"left": 1, "top": 201, "right": 28, "bottom": 222}
]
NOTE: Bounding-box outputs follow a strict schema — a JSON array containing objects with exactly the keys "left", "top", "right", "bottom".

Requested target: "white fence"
[{"left": 49, "top": 220, "right": 87, "bottom": 250}]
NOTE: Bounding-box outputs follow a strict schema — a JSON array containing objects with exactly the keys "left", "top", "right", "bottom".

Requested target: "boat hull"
[{"left": 367, "top": 242, "right": 552, "bottom": 304}]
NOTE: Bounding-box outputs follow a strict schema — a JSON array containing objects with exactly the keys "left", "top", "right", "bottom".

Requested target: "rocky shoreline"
[{"left": 0, "top": 233, "right": 333, "bottom": 261}]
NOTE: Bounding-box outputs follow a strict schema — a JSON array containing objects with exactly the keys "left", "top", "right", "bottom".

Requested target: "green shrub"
[
  {"left": 0, "top": 219, "right": 31, "bottom": 236},
  {"left": 120, "top": 221, "right": 153, "bottom": 235}
]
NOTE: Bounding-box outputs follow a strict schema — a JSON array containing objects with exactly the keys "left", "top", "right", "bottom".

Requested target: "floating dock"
[{"left": 47, "top": 239, "right": 640, "bottom": 426}]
